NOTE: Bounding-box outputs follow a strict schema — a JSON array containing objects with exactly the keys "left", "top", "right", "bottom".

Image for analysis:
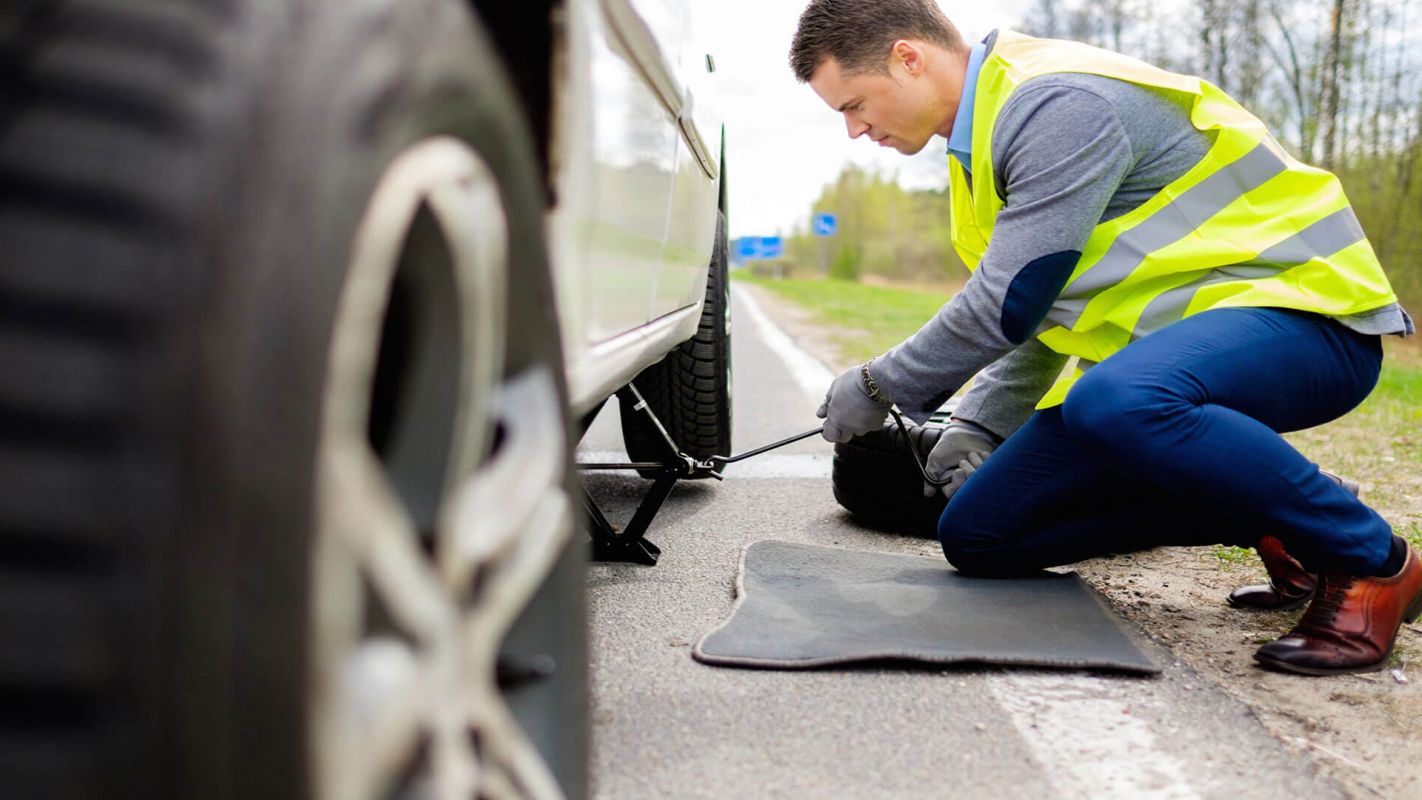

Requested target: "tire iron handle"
[
  {"left": 708, "top": 412, "right": 948, "bottom": 486},
  {"left": 579, "top": 425, "right": 824, "bottom": 479},
  {"left": 698, "top": 425, "right": 825, "bottom": 473}
]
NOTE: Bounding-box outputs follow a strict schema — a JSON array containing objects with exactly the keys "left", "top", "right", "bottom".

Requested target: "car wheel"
[
  {"left": 832, "top": 416, "right": 952, "bottom": 539},
  {"left": 619, "top": 211, "right": 733, "bottom": 477},
  {"left": 0, "top": 2, "right": 585, "bottom": 798}
]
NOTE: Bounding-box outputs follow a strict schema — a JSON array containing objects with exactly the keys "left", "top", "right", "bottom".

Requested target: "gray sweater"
[{"left": 872, "top": 54, "right": 1413, "bottom": 438}]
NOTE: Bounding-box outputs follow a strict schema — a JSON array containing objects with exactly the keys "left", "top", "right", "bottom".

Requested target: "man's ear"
[{"left": 892, "top": 39, "right": 923, "bottom": 76}]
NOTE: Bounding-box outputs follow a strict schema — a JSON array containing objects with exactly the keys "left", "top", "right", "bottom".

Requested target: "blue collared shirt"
[{"left": 947, "top": 41, "right": 987, "bottom": 172}]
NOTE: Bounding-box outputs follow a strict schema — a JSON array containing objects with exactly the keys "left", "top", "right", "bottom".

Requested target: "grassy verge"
[
  {"left": 733, "top": 272, "right": 952, "bottom": 358},
  {"left": 1287, "top": 342, "right": 1422, "bottom": 555},
  {"left": 736, "top": 272, "right": 1422, "bottom": 554}
]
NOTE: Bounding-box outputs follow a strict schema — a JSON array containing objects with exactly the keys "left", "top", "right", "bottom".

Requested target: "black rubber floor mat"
[{"left": 693, "top": 540, "right": 1159, "bottom": 674}]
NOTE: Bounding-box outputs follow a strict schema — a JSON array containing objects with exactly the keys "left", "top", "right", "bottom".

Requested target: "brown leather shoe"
[
  {"left": 1228, "top": 535, "right": 1317, "bottom": 610},
  {"left": 1254, "top": 543, "right": 1422, "bottom": 675},
  {"left": 1227, "top": 470, "right": 1356, "bottom": 610}
]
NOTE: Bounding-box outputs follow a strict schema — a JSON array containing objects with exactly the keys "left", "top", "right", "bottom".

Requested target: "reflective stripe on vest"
[{"left": 948, "top": 31, "right": 1397, "bottom": 409}]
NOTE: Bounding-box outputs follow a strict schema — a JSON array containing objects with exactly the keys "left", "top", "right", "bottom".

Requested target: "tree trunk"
[
  {"left": 1201, "top": 0, "right": 1217, "bottom": 84},
  {"left": 1319, "top": 0, "right": 1348, "bottom": 170},
  {"left": 1237, "top": 0, "right": 1264, "bottom": 108},
  {"left": 1267, "top": 0, "right": 1313, "bottom": 162}
]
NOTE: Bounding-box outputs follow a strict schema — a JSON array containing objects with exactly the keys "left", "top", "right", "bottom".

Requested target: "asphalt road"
[{"left": 576, "top": 285, "right": 1342, "bottom": 800}]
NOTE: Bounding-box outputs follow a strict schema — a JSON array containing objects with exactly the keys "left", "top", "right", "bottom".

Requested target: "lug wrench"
[
  {"left": 579, "top": 403, "right": 949, "bottom": 565},
  {"left": 699, "top": 410, "right": 949, "bottom": 486},
  {"left": 582, "top": 411, "right": 949, "bottom": 483}
]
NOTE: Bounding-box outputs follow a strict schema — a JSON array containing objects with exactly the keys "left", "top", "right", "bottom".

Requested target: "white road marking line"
[
  {"left": 988, "top": 674, "right": 1202, "bottom": 800},
  {"left": 732, "top": 284, "right": 834, "bottom": 406},
  {"left": 575, "top": 451, "right": 831, "bottom": 480},
  {"left": 719, "top": 453, "right": 831, "bottom": 479}
]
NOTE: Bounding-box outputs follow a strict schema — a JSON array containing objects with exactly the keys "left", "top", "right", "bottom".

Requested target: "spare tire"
[{"left": 832, "top": 415, "right": 952, "bottom": 538}]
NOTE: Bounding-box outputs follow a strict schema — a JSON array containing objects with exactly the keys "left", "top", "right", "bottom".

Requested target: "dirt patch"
[
  {"left": 746, "top": 284, "right": 1422, "bottom": 799},
  {"left": 1074, "top": 548, "right": 1421, "bottom": 799}
]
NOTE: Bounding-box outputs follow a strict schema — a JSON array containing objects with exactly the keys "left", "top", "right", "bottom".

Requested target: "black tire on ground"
[
  {"left": 0, "top": 2, "right": 584, "bottom": 798},
  {"left": 832, "top": 416, "right": 953, "bottom": 538},
  {"left": 619, "top": 211, "right": 733, "bottom": 477}
]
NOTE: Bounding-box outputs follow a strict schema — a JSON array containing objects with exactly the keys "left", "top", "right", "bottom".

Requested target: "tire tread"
[
  {"left": 0, "top": 2, "right": 223, "bottom": 794},
  {"left": 621, "top": 212, "right": 732, "bottom": 469}
]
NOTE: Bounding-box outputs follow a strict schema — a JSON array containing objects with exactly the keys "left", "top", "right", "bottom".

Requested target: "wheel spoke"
[
  {"left": 328, "top": 639, "right": 425, "bottom": 800},
  {"left": 445, "top": 368, "right": 573, "bottom": 800},
  {"left": 471, "top": 699, "right": 566, "bottom": 800},
  {"left": 427, "top": 166, "right": 507, "bottom": 490},
  {"left": 349, "top": 443, "right": 458, "bottom": 644},
  {"left": 440, "top": 369, "right": 572, "bottom": 597}
]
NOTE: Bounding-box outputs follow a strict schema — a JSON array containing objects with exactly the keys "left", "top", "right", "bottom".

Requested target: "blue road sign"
[
  {"left": 735, "top": 236, "right": 784, "bottom": 259},
  {"left": 812, "top": 213, "right": 838, "bottom": 237}
]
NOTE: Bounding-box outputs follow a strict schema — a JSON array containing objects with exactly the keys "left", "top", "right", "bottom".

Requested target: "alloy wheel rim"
[{"left": 312, "top": 137, "right": 573, "bottom": 800}]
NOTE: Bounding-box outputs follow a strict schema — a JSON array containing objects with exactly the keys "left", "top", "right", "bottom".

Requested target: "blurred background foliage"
[{"left": 755, "top": 0, "right": 1422, "bottom": 311}]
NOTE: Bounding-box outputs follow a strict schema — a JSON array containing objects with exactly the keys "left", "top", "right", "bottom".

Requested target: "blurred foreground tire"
[
  {"left": 620, "top": 212, "right": 732, "bottom": 477},
  {"left": 0, "top": 1, "right": 585, "bottom": 798},
  {"left": 832, "top": 417, "right": 951, "bottom": 539}
]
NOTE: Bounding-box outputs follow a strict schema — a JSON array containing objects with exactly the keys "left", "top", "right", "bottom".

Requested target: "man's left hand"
[{"left": 924, "top": 420, "right": 1000, "bottom": 498}]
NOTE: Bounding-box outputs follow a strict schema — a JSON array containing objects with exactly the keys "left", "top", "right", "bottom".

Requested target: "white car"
[{"left": 0, "top": 0, "right": 727, "bottom": 797}]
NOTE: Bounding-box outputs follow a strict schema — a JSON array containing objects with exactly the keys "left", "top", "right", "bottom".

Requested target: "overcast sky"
[{"left": 693, "top": 0, "right": 1033, "bottom": 239}]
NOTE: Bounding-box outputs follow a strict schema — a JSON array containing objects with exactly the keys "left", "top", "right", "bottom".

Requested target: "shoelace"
[{"left": 1303, "top": 573, "right": 1357, "bottom": 628}]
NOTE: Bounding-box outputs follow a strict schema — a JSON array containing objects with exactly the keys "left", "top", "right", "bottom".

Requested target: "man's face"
[{"left": 808, "top": 44, "right": 946, "bottom": 155}]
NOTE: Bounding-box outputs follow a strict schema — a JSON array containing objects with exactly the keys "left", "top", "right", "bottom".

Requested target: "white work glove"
[
  {"left": 817, "top": 363, "right": 890, "bottom": 443},
  {"left": 933, "top": 452, "right": 987, "bottom": 501},
  {"left": 924, "top": 420, "right": 1000, "bottom": 499}
]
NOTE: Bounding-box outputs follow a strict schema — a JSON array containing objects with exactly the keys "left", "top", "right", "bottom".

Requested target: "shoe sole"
[
  {"left": 1253, "top": 583, "right": 1422, "bottom": 676},
  {"left": 1227, "top": 592, "right": 1313, "bottom": 612},
  {"left": 1252, "top": 651, "right": 1392, "bottom": 676},
  {"left": 1406, "top": 586, "right": 1422, "bottom": 625}
]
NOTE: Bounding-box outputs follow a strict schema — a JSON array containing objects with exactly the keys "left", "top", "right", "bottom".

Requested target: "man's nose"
[{"left": 845, "top": 114, "right": 870, "bottom": 139}]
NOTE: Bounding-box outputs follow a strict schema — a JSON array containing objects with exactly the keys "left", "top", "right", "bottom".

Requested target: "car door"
[
  {"left": 580, "top": 0, "right": 681, "bottom": 344},
  {"left": 620, "top": 0, "right": 721, "bottom": 319}
]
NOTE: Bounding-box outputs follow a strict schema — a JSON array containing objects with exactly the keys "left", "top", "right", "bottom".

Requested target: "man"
[{"left": 792, "top": 0, "right": 1420, "bottom": 675}]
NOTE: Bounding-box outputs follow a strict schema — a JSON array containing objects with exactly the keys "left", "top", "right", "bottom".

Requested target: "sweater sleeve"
[
  {"left": 952, "top": 338, "right": 1068, "bottom": 439},
  {"left": 869, "top": 81, "right": 1136, "bottom": 423}
]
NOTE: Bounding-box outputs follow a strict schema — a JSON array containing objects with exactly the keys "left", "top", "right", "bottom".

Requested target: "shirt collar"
[{"left": 947, "top": 41, "right": 987, "bottom": 172}]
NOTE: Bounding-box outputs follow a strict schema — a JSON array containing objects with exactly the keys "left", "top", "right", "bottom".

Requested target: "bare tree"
[
  {"left": 1319, "top": 0, "right": 1350, "bottom": 169},
  {"left": 1237, "top": 0, "right": 1266, "bottom": 108},
  {"left": 1264, "top": 0, "right": 1318, "bottom": 161}
]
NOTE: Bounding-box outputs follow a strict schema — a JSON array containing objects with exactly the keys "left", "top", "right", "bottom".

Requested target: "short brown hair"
[{"left": 790, "top": 0, "right": 966, "bottom": 83}]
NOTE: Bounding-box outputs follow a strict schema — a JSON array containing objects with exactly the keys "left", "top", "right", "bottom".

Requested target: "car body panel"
[{"left": 546, "top": 0, "right": 723, "bottom": 417}]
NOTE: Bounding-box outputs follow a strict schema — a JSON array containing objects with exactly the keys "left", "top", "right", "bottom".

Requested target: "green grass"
[
  {"left": 734, "top": 272, "right": 952, "bottom": 360},
  {"left": 1400, "top": 523, "right": 1422, "bottom": 552},
  {"left": 1213, "top": 545, "right": 1258, "bottom": 566},
  {"left": 1355, "top": 354, "right": 1422, "bottom": 466}
]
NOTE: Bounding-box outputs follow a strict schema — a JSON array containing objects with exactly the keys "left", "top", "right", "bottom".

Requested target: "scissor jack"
[{"left": 577, "top": 383, "right": 822, "bottom": 566}]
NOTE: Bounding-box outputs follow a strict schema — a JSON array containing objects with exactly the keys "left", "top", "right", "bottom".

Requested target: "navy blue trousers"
[{"left": 939, "top": 307, "right": 1391, "bottom": 576}]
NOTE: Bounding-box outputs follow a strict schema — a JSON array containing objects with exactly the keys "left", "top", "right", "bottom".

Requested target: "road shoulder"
[{"left": 741, "top": 280, "right": 1422, "bottom": 800}]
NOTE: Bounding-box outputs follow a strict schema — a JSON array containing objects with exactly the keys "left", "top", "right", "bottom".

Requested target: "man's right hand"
[
  {"left": 924, "top": 420, "right": 1000, "bottom": 499},
  {"left": 817, "top": 363, "right": 891, "bottom": 443}
]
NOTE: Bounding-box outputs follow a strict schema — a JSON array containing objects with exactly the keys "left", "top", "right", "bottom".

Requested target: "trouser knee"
[{"left": 938, "top": 501, "right": 1023, "bottom": 577}]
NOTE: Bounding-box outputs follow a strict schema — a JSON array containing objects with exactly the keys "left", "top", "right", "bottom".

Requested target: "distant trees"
[
  {"left": 1018, "top": 0, "right": 1422, "bottom": 310},
  {"left": 782, "top": 3, "right": 1420, "bottom": 310},
  {"left": 783, "top": 164, "right": 963, "bottom": 284}
]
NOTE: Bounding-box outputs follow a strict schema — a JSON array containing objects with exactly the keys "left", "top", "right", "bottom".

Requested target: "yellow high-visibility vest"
[{"left": 950, "top": 31, "right": 1399, "bottom": 408}]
